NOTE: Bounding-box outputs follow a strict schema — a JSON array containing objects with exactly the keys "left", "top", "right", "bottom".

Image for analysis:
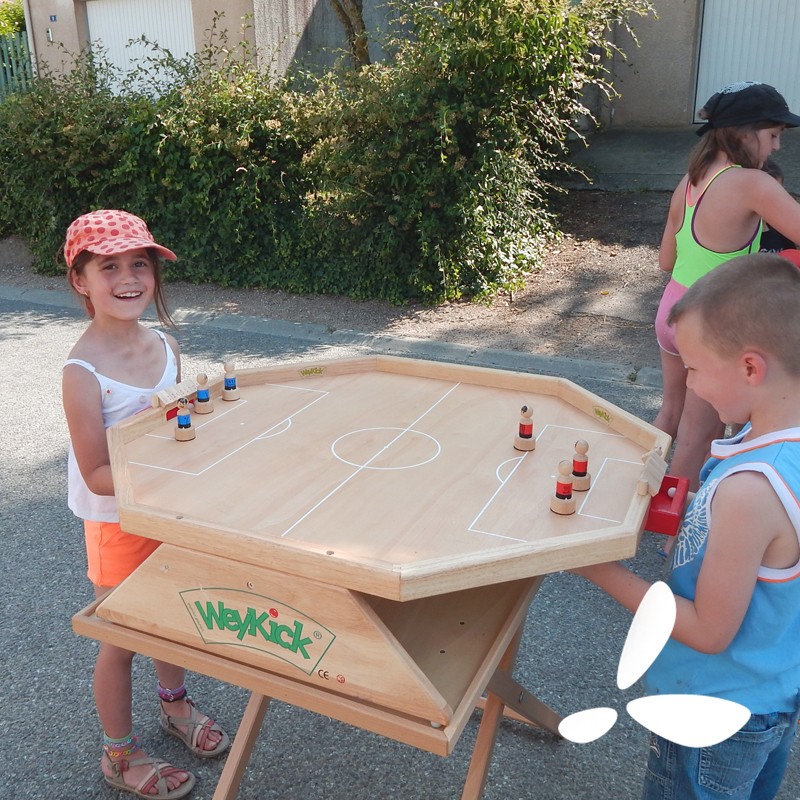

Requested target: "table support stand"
[
  {"left": 74, "top": 571, "right": 563, "bottom": 800},
  {"left": 209, "top": 623, "right": 562, "bottom": 800},
  {"left": 212, "top": 693, "right": 271, "bottom": 800},
  {"left": 461, "top": 623, "right": 560, "bottom": 799}
]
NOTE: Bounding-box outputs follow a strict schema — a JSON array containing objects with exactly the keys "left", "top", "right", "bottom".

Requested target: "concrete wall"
[
  {"left": 601, "top": 0, "right": 702, "bottom": 128},
  {"left": 190, "top": 0, "right": 255, "bottom": 57},
  {"left": 22, "top": 0, "right": 84, "bottom": 73},
  {"left": 253, "top": 0, "right": 397, "bottom": 76},
  {"left": 22, "top": 0, "right": 254, "bottom": 74},
  {"left": 21, "top": 0, "right": 699, "bottom": 129}
]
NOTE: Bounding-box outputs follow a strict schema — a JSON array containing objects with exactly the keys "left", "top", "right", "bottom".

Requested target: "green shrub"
[
  {"left": 0, "top": 0, "right": 25, "bottom": 36},
  {"left": 0, "top": 0, "right": 652, "bottom": 301}
]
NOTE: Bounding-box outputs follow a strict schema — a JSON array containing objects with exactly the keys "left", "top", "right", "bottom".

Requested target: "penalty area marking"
[
  {"left": 469, "top": 454, "right": 646, "bottom": 542},
  {"left": 130, "top": 386, "right": 329, "bottom": 477}
]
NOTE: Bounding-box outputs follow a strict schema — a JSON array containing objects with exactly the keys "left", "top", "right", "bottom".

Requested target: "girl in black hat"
[{"left": 652, "top": 81, "right": 800, "bottom": 502}]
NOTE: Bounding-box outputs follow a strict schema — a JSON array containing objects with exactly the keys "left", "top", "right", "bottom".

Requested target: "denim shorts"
[{"left": 641, "top": 707, "right": 799, "bottom": 800}]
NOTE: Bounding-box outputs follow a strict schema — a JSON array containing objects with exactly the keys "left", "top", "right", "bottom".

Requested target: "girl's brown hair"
[{"left": 687, "top": 121, "right": 779, "bottom": 184}]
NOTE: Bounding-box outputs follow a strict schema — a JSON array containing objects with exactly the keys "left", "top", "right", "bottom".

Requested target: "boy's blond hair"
[{"left": 668, "top": 253, "right": 800, "bottom": 375}]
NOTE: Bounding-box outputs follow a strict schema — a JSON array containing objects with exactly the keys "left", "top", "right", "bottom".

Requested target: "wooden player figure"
[
  {"left": 571, "top": 439, "right": 591, "bottom": 491},
  {"left": 222, "top": 361, "right": 240, "bottom": 401},
  {"left": 513, "top": 404, "right": 535, "bottom": 451},
  {"left": 194, "top": 372, "right": 214, "bottom": 414},
  {"left": 550, "top": 460, "right": 576, "bottom": 515},
  {"left": 174, "top": 397, "right": 196, "bottom": 441}
]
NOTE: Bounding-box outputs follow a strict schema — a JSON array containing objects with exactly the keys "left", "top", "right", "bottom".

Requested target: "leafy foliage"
[
  {"left": 0, "top": 0, "right": 25, "bottom": 35},
  {"left": 0, "top": 1, "right": 652, "bottom": 301}
]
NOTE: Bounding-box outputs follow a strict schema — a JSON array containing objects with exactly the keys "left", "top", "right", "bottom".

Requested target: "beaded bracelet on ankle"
[{"left": 103, "top": 732, "right": 141, "bottom": 759}]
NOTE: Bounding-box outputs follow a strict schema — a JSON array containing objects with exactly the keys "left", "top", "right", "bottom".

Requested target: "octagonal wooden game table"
[{"left": 73, "top": 356, "right": 670, "bottom": 799}]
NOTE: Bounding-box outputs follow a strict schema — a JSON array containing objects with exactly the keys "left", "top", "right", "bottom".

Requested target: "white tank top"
[{"left": 65, "top": 330, "right": 178, "bottom": 522}]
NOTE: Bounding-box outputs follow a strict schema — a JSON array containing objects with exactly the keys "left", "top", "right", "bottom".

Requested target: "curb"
[{"left": 1, "top": 283, "right": 663, "bottom": 391}]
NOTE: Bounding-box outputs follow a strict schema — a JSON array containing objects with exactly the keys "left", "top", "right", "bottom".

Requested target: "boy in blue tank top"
[{"left": 573, "top": 252, "right": 800, "bottom": 799}]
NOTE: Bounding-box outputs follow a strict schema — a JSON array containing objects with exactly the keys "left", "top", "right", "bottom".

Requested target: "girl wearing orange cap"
[{"left": 62, "top": 210, "right": 228, "bottom": 798}]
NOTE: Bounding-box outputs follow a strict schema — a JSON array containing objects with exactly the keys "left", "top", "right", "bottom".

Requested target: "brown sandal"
[
  {"left": 160, "top": 697, "right": 230, "bottom": 758},
  {"left": 104, "top": 754, "right": 196, "bottom": 799}
]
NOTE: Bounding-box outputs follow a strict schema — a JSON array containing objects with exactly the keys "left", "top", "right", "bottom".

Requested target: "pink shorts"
[
  {"left": 654, "top": 278, "right": 688, "bottom": 356},
  {"left": 84, "top": 520, "right": 160, "bottom": 588}
]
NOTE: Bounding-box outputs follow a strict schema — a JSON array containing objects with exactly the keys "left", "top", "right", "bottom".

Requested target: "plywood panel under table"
[{"left": 92, "top": 544, "right": 540, "bottom": 739}]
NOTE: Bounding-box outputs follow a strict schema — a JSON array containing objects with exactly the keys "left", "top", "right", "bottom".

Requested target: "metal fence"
[{"left": 0, "top": 31, "right": 33, "bottom": 99}]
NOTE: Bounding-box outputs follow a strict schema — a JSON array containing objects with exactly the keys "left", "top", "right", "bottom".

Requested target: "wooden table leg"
[
  {"left": 212, "top": 692, "right": 271, "bottom": 800},
  {"left": 460, "top": 623, "right": 562, "bottom": 799}
]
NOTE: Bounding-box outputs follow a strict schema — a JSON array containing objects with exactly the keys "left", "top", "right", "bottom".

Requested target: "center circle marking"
[{"left": 331, "top": 427, "right": 441, "bottom": 470}]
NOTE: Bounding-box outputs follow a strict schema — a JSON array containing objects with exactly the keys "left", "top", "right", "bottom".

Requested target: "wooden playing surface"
[{"left": 109, "top": 356, "right": 669, "bottom": 600}]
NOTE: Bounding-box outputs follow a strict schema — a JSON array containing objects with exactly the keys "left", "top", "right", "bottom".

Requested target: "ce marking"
[{"left": 317, "top": 669, "right": 330, "bottom": 680}]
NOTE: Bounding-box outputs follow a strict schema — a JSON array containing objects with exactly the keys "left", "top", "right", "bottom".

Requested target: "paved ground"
[
  {"left": 565, "top": 125, "right": 800, "bottom": 191},
  {"left": 3, "top": 127, "right": 800, "bottom": 799}
]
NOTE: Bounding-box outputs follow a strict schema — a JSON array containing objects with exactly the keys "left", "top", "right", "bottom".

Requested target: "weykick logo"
[
  {"left": 559, "top": 582, "right": 751, "bottom": 747},
  {"left": 180, "top": 588, "right": 335, "bottom": 676}
]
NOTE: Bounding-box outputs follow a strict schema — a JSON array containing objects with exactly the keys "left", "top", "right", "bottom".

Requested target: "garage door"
[
  {"left": 86, "top": 0, "right": 195, "bottom": 91},
  {"left": 696, "top": 0, "right": 800, "bottom": 121}
]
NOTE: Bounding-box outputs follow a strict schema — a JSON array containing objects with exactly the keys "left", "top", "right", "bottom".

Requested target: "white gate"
[
  {"left": 86, "top": 0, "right": 195, "bottom": 91},
  {"left": 695, "top": 0, "right": 800, "bottom": 121}
]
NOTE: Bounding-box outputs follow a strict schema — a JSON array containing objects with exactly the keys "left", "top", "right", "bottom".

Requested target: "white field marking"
[
  {"left": 278, "top": 383, "right": 461, "bottom": 538},
  {"left": 574, "top": 457, "right": 642, "bottom": 523},
  {"left": 467, "top": 456, "right": 644, "bottom": 542},
  {"left": 130, "top": 386, "right": 329, "bottom": 476},
  {"left": 465, "top": 455, "right": 529, "bottom": 542},
  {"left": 331, "top": 427, "right": 441, "bottom": 470},
  {"left": 532, "top": 425, "right": 631, "bottom": 521},
  {"left": 145, "top": 398, "right": 249, "bottom": 441},
  {"left": 495, "top": 455, "right": 525, "bottom": 484},
  {"left": 536, "top": 423, "right": 626, "bottom": 440},
  {"left": 256, "top": 418, "right": 291, "bottom": 439}
]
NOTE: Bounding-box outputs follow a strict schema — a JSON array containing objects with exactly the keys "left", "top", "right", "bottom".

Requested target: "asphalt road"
[{"left": 2, "top": 289, "right": 799, "bottom": 800}]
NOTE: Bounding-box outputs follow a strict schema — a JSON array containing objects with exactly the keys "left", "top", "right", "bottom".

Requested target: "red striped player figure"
[
  {"left": 223, "top": 361, "right": 240, "bottom": 401},
  {"left": 174, "top": 397, "right": 196, "bottom": 441},
  {"left": 550, "top": 459, "right": 576, "bottom": 515},
  {"left": 571, "top": 439, "right": 591, "bottom": 491},
  {"left": 514, "top": 404, "right": 535, "bottom": 451},
  {"left": 194, "top": 372, "right": 214, "bottom": 414}
]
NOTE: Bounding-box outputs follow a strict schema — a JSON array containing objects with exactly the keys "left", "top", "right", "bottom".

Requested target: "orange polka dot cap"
[{"left": 64, "top": 209, "right": 177, "bottom": 268}]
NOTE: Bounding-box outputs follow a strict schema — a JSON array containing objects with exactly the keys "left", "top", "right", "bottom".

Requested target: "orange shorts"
[{"left": 84, "top": 521, "right": 160, "bottom": 588}]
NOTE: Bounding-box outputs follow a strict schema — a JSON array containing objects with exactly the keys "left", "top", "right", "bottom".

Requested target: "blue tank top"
[{"left": 644, "top": 427, "right": 800, "bottom": 714}]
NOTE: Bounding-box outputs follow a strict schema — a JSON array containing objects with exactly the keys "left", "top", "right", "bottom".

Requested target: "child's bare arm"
[
  {"left": 687, "top": 472, "right": 796, "bottom": 650},
  {"left": 658, "top": 179, "right": 685, "bottom": 273},
  {"left": 166, "top": 332, "right": 182, "bottom": 382},
  {"left": 575, "top": 472, "right": 792, "bottom": 654},
  {"left": 62, "top": 364, "right": 115, "bottom": 496},
  {"left": 750, "top": 169, "right": 800, "bottom": 244}
]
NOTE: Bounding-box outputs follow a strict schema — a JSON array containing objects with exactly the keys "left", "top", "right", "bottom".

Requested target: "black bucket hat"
[{"left": 696, "top": 81, "right": 800, "bottom": 136}]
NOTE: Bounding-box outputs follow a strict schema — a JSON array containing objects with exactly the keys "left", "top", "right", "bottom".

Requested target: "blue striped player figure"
[
  {"left": 174, "top": 397, "right": 196, "bottom": 441},
  {"left": 223, "top": 362, "right": 240, "bottom": 402},
  {"left": 194, "top": 372, "right": 214, "bottom": 414}
]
